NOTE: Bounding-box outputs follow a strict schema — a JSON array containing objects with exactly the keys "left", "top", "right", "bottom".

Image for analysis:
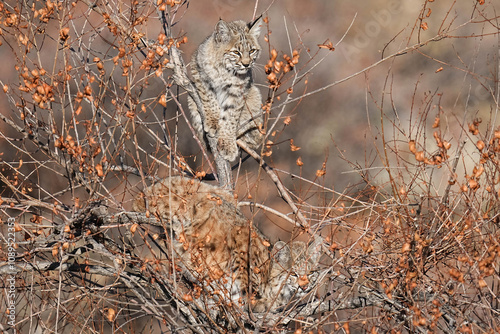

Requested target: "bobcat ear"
[
  {"left": 215, "top": 19, "right": 231, "bottom": 43},
  {"left": 272, "top": 241, "right": 291, "bottom": 267},
  {"left": 307, "top": 236, "right": 323, "bottom": 266},
  {"left": 248, "top": 16, "right": 263, "bottom": 38}
]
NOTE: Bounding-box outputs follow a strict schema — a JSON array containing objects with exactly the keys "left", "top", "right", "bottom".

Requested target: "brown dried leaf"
[
  {"left": 95, "top": 164, "right": 104, "bottom": 177},
  {"left": 415, "top": 151, "right": 425, "bottom": 162},
  {"left": 105, "top": 308, "right": 116, "bottom": 322},
  {"left": 401, "top": 243, "right": 411, "bottom": 252},
  {"left": 60, "top": 27, "right": 70, "bottom": 41},
  {"left": 409, "top": 140, "right": 417, "bottom": 154},
  {"left": 130, "top": 223, "right": 138, "bottom": 234},
  {"left": 318, "top": 40, "right": 335, "bottom": 51},
  {"left": 298, "top": 274, "right": 309, "bottom": 287},
  {"left": 159, "top": 94, "right": 167, "bottom": 107},
  {"left": 290, "top": 139, "right": 301, "bottom": 151},
  {"left": 476, "top": 140, "right": 485, "bottom": 151},
  {"left": 432, "top": 117, "right": 440, "bottom": 128},
  {"left": 316, "top": 169, "right": 326, "bottom": 177}
]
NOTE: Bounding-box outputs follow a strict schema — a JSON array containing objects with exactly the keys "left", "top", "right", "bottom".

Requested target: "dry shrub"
[{"left": 0, "top": 0, "right": 499, "bottom": 333}]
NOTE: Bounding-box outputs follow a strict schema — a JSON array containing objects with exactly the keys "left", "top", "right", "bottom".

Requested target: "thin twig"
[{"left": 237, "top": 139, "right": 309, "bottom": 230}]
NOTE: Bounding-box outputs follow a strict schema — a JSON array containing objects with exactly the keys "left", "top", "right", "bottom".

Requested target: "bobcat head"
[{"left": 213, "top": 18, "right": 262, "bottom": 74}]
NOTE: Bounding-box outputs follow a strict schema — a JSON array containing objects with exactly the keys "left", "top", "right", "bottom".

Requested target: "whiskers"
[{"left": 252, "top": 63, "right": 267, "bottom": 76}]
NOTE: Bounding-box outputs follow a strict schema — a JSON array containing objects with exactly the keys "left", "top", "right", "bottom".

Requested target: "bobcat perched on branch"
[
  {"left": 188, "top": 18, "right": 264, "bottom": 161},
  {"left": 133, "top": 176, "right": 321, "bottom": 315}
]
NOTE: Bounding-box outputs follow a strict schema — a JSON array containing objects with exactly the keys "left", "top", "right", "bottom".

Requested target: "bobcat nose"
[{"left": 241, "top": 58, "right": 251, "bottom": 67}]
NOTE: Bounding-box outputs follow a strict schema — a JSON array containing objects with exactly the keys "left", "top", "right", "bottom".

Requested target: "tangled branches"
[{"left": 0, "top": 0, "right": 499, "bottom": 333}]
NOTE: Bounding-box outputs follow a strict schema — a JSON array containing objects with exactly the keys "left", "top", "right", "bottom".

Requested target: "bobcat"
[
  {"left": 133, "top": 176, "right": 321, "bottom": 315},
  {"left": 188, "top": 18, "right": 264, "bottom": 161}
]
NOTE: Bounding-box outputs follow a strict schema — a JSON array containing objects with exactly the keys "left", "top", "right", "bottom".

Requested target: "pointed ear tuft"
[
  {"left": 248, "top": 16, "right": 263, "bottom": 38},
  {"left": 307, "top": 236, "right": 323, "bottom": 266},
  {"left": 215, "top": 19, "right": 231, "bottom": 43}
]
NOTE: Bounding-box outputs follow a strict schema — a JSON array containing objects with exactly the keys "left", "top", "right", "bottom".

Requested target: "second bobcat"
[{"left": 188, "top": 18, "right": 264, "bottom": 161}]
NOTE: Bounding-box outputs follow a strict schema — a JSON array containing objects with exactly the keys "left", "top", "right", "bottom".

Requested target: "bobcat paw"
[
  {"left": 240, "top": 127, "right": 263, "bottom": 150},
  {"left": 217, "top": 137, "right": 238, "bottom": 161},
  {"left": 204, "top": 120, "right": 218, "bottom": 137}
]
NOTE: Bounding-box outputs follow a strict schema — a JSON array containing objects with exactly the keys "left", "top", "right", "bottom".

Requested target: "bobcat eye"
[
  {"left": 232, "top": 50, "right": 241, "bottom": 56},
  {"left": 250, "top": 49, "right": 257, "bottom": 54}
]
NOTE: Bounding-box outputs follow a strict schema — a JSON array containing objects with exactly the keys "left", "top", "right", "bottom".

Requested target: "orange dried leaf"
[
  {"left": 318, "top": 40, "right": 335, "bottom": 51},
  {"left": 316, "top": 169, "right": 326, "bottom": 177},
  {"left": 130, "top": 223, "right": 138, "bottom": 234},
  {"left": 468, "top": 179, "right": 479, "bottom": 190},
  {"left": 474, "top": 165, "right": 484, "bottom": 178},
  {"left": 60, "top": 27, "right": 70, "bottom": 41},
  {"left": 469, "top": 123, "right": 479, "bottom": 135},
  {"left": 432, "top": 117, "right": 440, "bottom": 128},
  {"left": 159, "top": 94, "right": 167, "bottom": 107},
  {"left": 476, "top": 140, "right": 485, "bottom": 151},
  {"left": 270, "top": 49, "right": 278, "bottom": 62},
  {"left": 296, "top": 157, "right": 303, "bottom": 166},
  {"left": 266, "top": 72, "right": 277, "bottom": 83},
  {"left": 298, "top": 274, "right": 309, "bottom": 287},
  {"left": 95, "top": 164, "right": 104, "bottom": 177},
  {"left": 106, "top": 308, "right": 116, "bottom": 322},
  {"left": 290, "top": 139, "right": 301, "bottom": 151},
  {"left": 126, "top": 110, "right": 135, "bottom": 119},
  {"left": 415, "top": 151, "right": 425, "bottom": 162},
  {"left": 52, "top": 245, "right": 59, "bottom": 257},
  {"left": 401, "top": 243, "right": 411, "bottom": 252},
  {"left": 449, "top": 268, "right": 464, "bottom": 282},
  {"left": 409, "top": 140, "right": 417, "bottom": 154}
]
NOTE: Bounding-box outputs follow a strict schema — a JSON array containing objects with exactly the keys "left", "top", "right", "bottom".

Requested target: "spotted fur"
[
  {"left": 188, "top": 18, "right": 264, "bottom": 161},
  {"left": 133, "top": 176, "right": 321, "bottom": 315}
]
